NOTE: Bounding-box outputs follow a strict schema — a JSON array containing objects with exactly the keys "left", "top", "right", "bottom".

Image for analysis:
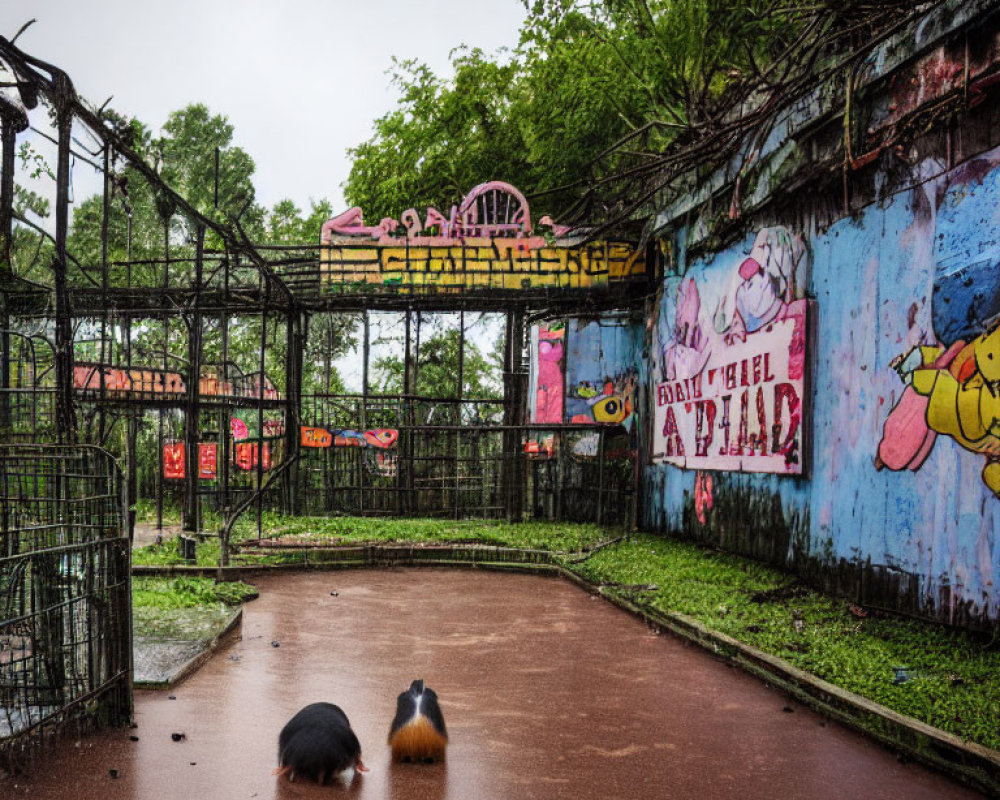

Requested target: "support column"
[
  {"left": 400, "top": 307, "right": 414, "bottom": 515},
  {"left": 284, "top": 307, "right": 304, "bottom": 515},
  {"left": 98, "top": 144, "right": 110, "bottom": 442},
  {"left": 182, "top": 225, "right": 205, "bottom": 532},
  {"left": 255, "top": 295, "right": 267, "bottom": 536},
  {"left": 502, "top": 308, "right": 526, "bottom": 522},
  {"left": 0, "top": 113, "right": 16, "bottom": 437},
  {"left": 52, "top": 74, "right": 76, "bottom": 441}
]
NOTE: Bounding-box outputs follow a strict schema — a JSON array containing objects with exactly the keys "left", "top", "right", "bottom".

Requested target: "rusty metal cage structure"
[
  {"left": 0, "top": 331, "right": 55, "bottom": 444},
  {"left": 0, "top": 31, "right": 648, "bottom": 762},
  {"left": 0, "top": 444, "right": 130, "bottom": 770}
]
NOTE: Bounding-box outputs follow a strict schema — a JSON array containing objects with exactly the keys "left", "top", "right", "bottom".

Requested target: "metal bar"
[
  {"left": 52, "top": 75, "right": 76, "bottom": 441},
  {"left": 183, "top": 225, "right": 205, "bottom": 532},
  {"left": 597, "top": 426, "right": 606, "bottom": 526},
  {"left": 98, "top": 144, "right": 110, "bottom": 442},
  {"left": 256, "top": 287, "right": 267, "bottom": 538},
  {"left": 284, "top": 308, "right": 303, "bottom": 515},
  {"left": 0, "top": 113, "right": 15, "bottom": 436}
]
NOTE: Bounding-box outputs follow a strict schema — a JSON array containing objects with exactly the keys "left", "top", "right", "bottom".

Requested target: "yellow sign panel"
[{"left": 320, "top": 238, "right": 645, "bottom": 294}]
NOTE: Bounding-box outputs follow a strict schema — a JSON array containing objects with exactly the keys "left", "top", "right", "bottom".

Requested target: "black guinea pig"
[{"left": 274, "top": 702, "right": 369, "bottom": 785}]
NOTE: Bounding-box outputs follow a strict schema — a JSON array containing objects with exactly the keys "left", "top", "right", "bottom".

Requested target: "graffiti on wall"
[
  {"left": 74, "top": 363, "right": 282, "bottom": 401},
  {"left": 876, "top": 153, "right": 1000, "bottom": 496},
  {"left": 651, "top": 227, "right": 808, "bottom": 473},
  {"left": 320, "top": 239, "right": 644, "bottom": 293},
  {"left": 532, "top": 323, "right": 565, "bottom": 424},
  {"left": 319, "top": 181, "right": 645, "bottom": 294},
  {"left": 74, "top": 363, "right": 185, "bottom": 396},
  {"left": 564, "top": 318, "right": 640, "bottom": 428},
  {"left": 300, "top": 426, "right": 399, "bottom": 449},
  {"left": 300, "top": 425, "right": 398, "bottom": 477},
  {"left": 878, "top": 329, "right": 1000, "bottom": 495}
]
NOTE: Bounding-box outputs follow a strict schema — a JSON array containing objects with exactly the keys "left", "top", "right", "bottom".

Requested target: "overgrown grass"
[
  {"left": 130, "top": 516, "right": 1000, "bottom": 750},
  {"left": 133, "top": 537, "right": 223, "bottom": 567},
  {"left": 571, "top": 533, "right": 1000, "bottom": 750},
  {"left": 132, "top": 576, "right": 258, "bottom": 608},
  {"left": 133, "top": 499, "right": 181, "bottom": 525},
  {"left": 230, "top": 512, "right": 611, "bottom": 551},
  {"left": 131, "top": 576, "right": 258, "bottom": 642},
  {"left": 131, "top": 512, "right": 613, "bottom": 567},
  {"left": 132, "top": 500, "right": 222, "bottom": 530}
]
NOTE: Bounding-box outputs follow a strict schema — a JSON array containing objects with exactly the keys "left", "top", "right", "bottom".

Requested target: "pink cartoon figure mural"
[
  {"left": 662, "top": 277, "right": 711, "bottom": 381},
  {"left": 534, "top": 323, "right": 565, "bottom": 424},
  {"left": 720, "top": 227, "right": 808, "bottom": 380}
]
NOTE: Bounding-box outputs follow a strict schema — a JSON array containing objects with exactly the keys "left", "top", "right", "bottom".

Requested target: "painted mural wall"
[
  {"left": 528, "top": 317, "right": 642, "bottom": 430},
  {"left": 650, "top": 228, "right": 809, "bottom": 474},
  {"left": 564, "top": 318, "right": 642, "bottom": 430},
  {"left": 643, "top": 144, "right": 1000, "bottom": 624}
]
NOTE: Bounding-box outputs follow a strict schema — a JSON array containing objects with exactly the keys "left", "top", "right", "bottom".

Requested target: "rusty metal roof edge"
[{"left": 650, "top": 0, "right": 1000, "bottom": 237}]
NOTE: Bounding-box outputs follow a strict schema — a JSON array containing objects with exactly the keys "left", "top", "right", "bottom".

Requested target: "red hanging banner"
[
  {"left": 234, "top": 442, "right": 272, "bottom": 471},
  {"left": 198, "top": 443, "right": 218, "bottom": 480},
  {"left": 163, "top": 442, "right": 185, "bottom": 479},
  {"left": 301, "top": 426, "right": 333, "bottom": 448}
]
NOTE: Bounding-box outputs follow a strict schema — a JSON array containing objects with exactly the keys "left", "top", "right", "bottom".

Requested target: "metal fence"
[
  {"left": 294, "top": 394, "right": 636, "bottom": 523},
  {"left": 0, "top": 445, "right": 131, "bottom": 772},
  {"left": 0, "top": 331, "right": 56, "bottom": 444}
]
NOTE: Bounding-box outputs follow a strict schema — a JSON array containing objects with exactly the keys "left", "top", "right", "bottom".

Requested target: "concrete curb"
[
  {"left": 133, "top": 546, "right": 1000, "bottom": 796},
  {"left": 133, "top": 607, "right": 243, "bottom": 689},
  {"left": 560, "top": 573, "right": 1000, "bottom": 799}
]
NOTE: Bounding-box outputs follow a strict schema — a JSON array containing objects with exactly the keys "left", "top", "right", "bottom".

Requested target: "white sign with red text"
[{"left": 652, "top": 316, "right": 804, "bottom": 473}]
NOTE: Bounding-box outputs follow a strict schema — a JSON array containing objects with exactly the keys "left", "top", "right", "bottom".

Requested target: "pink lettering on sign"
[{"left": 651, "top": 226, "right": 809, "bottom": 475}]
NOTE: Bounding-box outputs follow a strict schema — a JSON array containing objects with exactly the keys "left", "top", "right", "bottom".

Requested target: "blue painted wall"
[
  {"left": 563, "top": 318, "right": 644, "bottom": 429},
  {"left": 640, "top": 147, "right": 1000, "bottom": 624}
]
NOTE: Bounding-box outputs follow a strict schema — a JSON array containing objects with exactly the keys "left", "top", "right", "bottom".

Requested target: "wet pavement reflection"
[{"left": 4, "top": 569, "right": 984, "bottom": 799}]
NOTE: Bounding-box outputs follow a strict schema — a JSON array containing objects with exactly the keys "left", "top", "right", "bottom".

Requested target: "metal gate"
[{"left": 0, "top": 445, "right": 131, "bottom": 771}]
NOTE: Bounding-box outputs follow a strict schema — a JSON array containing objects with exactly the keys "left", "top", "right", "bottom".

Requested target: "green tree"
[
  {"left": 61, "top": 104, "right": 357, "bottom": 392},
  {"left": 345, "top": 48, "right": 529, "bottom": 222},
  {"left": 372, "top": 325, "right": 499, "bottom": 399},
  {"left": 159, "top": 104, "right": 259, "bottom": 224},
  {"left": 344, "top": 0, "right": 809, "bottom": 223},
  {"left": 65, "top": 104, "right": 263, "bottom": 291},
  {"left": 9, "top": 182, "right": 54, "bottom": 285},
  {"left": 264, "top": 198, "right": 332, "bottom": 245}
]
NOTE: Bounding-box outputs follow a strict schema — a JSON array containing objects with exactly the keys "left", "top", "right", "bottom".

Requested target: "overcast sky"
[{"left": 1, "top": 0, "right": 527, "bottom": 213}]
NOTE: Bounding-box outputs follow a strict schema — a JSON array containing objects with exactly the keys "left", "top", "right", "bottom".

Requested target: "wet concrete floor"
[{"left": 5, "top": 569, "right": 985, "bottom": 799}]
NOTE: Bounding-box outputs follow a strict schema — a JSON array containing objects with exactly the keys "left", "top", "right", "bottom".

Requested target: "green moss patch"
[{"left": 132, "top": 576, "right": 258, "bottom": 608}]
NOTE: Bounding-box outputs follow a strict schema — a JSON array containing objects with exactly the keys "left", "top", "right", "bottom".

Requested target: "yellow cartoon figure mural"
[{"left": 877, "top": 322, "right": 1000, "bottom": 495}]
